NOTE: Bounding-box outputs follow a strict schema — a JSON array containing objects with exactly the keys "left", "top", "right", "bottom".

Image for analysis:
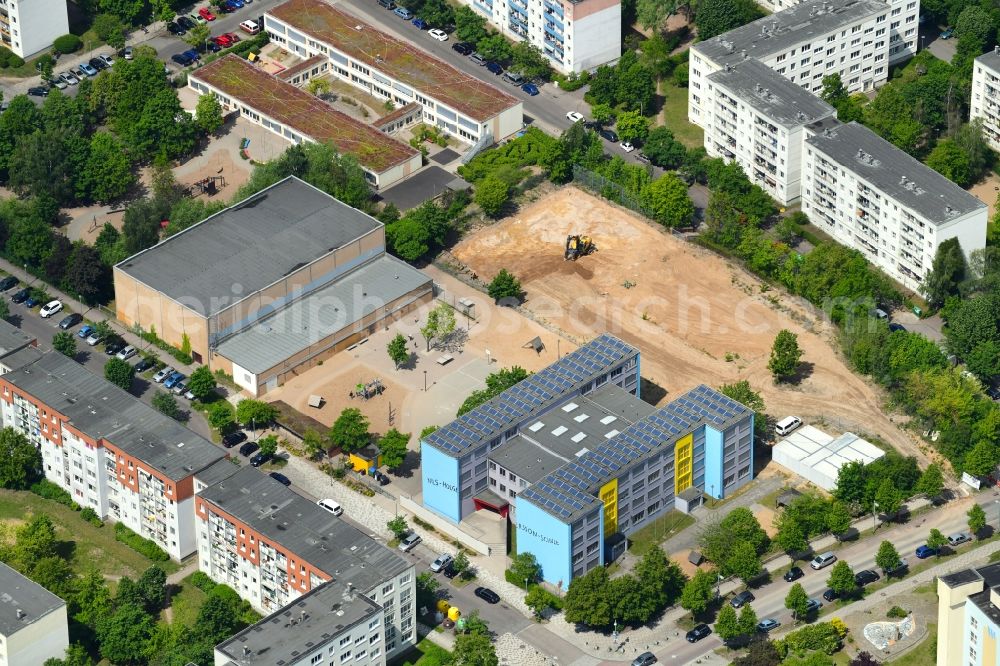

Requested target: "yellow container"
[
  {"left": 436, "top": 599, "right": 451, "bottom": 613},
  {"left": 448, "top": 606, "right": 461, "bottom": 622}
]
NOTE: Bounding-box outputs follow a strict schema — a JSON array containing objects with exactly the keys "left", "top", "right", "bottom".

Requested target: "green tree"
[
  {"left": 185, "top": 366, "right": 217, "bottom": 401},
  {"left": 680, "top": 568, "right": 717, "bottom": 616},
  {"left": 452, "top": 551, "right": 471, "bottom": 579},
  {"left": 0, "top": 427, "right": 41, "bottom": 490},
  {"left": 104, "top": 358, "right": 136, "bottom": 391},
  {"left": 121, "top": 199, "right": 162, "bottom": 256},
  {"left": 774, "top": 514, "right": 809, "bottom": 555},
  {"left": 915, "top": 463, "right": 944, "bottom": 499},
  {"left": 52, "top": 331, "right": 77, "bottom": 358},
  {"left": 634, "top": 546, "right": 686, "bottom": 608},
  {"left": 563, "top": 566, "right": 612, "bottom": 627},
  {"left": 420, "top": 0, "right": 456, "bottom": 29},
  {"left": 386, "top": 216, "right": 430, "bottom": 261},
  {"left": 452, "top": 632, "right": 498, "bottom": 666},
  {"left": 732, "top": 639, "right": 782, "bottom": 666},
  {"left": 927, "top": 528, "right": 947, "bottom": 555},
  {"left": 387, "top": 516, "right": 409, "bottom": 538},
  {"left": 184, "top": 23, "right": 212, "bottom": 50},
  {"left": 64, "top": 244, "right": 111, "bottom": 304},
  {"left": 719, "top": 380, "right": 767, "bottom": 443},
  {"left": 967, "top": 340, "right": 1000, "bottom": 382},
  {"left": 715, "top": 604, "right": 741, "bottom": 644},
  {"left": 875, "top": 540, "right": 901, "bottom": 574},
  {"left": 826, "top": 560, "right": 856, "bottom": 597},
  {"left": 454, "top": 6, "right": 488, "bottom": 43},
  {"left": 785, "top": 582, "right": 810, "bottom": 621},
  {"left": 925, "top": 140, "right": 972, "bottom": 187},
  {"left": 137, "top": 565, "right": 167, "bottom": 613},
  {"left": 694, "top": 0, "right": 764, "bottom": 39},
  {"left": 92, "top": 13, "right": 125, "bottom": 45},
  {"left": 487, "top": 268, "right": 522, "bottom": 303},
  {"left": 509, "top": 552, "right": 542, "bottom": 585},
  {"left": 475, "top": 175, "right": 509, "bottom": 218},
  {"left": 258, "top": 435, "right": 279, "bottom": 459},
  {"left": 768, "top": 329, "right": 802, "bottom": 382},
  {"left": 921, "top": 238, "right": 967, "bottom": 309},
  {"left": 874, "top": 478, "right": 903, "bottom": 520},
  {"left": 387, "top": 333, "right": 409, "bottom": 369},
  {"left": 826, "top": 501, "right": 852, "bottom": 539},
  {"left": 968, "top": 503, "right": 988, "bottom": 535},
  {"left": 724, "top": 540, "right": 762, "bottom": 585},
  {"left": 737, "top": 603, "right": 759, "bottom": 638},
  {"left": 834, "top": 460, "right": 867, "bottom": 507},
  {"left": 511, "top": 41, "right": 551, "bottom": 80},
  {"left": 0, "top": 298, "right": 8, "bottom": 321},
  {"left": 152, "top": 391, "right": 182, "bottom": 420},
  {"left": 78, "top": 132, "right": 134, "bottom": 203},
  {"left": 329, "top": 408, "right": 370, "bottom": 454},
  {"left": 235, "top": 399, "right": 278, "bottom": 427},
  {"left": 616, "top": 110, "right": 650, "bottom": 143},
  {"left": 590, "top": 103, "right": 616, "bottom": 125},
  {"left": 476, "top": 34, "right": 513, "bottom": 63},
  {"left": 945, "top": 294, "right": 1000, "bottom": 359},
  {"left": 642, "top": 126, "right": 687, "bottom": 169},
  {"left": 206, "top": 401, "right": 235, "bottom": 432},
  {"left": 821, "top": 74, "right": 849, "bottom": 106},
  {"left": 458, "top": 366, "right": 530, "bottom": 415},
  {"left": 302, "top": 429, "right": 327, "bottom": 459},
  {"left": 96, "top": 603, "right": 156, "bottom": 665},
  {"left": 643, "top": 173, "right": 694, "bottom": 228},
  {"left": 195, "top": 93, "right": 224, "bottom": 135},
  {"left": 378, "top": 429, "right": 409, "bottom": 470}
]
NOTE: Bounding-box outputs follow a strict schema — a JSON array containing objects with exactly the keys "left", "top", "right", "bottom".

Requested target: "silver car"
[
  {"left": 152, "top": 365, "right": 174, "bottom": 383},
  {"left": 398, "top": 533, "right": 421, "bottom": 552},
  {"left": 59, "top": 71, "right": 79, "bottom": 86},
  {"left": 430, "top": 553, "right": 453, "bottom": 573}
]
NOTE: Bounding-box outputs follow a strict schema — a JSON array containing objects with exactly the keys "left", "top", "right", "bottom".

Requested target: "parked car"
[
  {"left": 412, "top": 17, "right": 428, "bottom": 28},
  {"left": 730, "top": 590, "right": 755, "bottom": 608},
  {"left": 442, "top": 565, "right": 458, "bottom": 579},
  {"left": 249, "top": 451, "right": 270, "bottom": 467},
  {"left": 177, "top": 15, "right": 196, "bottom": 29},
  {"left": 50, "top": 77, "right": 68, "bottom": 90},
  {"left": 222, "top": 431, "right": 248, "bottom": 448},
  {"left": 88, "top": 58, "right": 107, "bottom": 71},
  {"left": 620, "top": 141, "right": 635, "bottom": 153},
  {"left": 636, "top": 152, "right": 651, "bottom": 163},
  {"left": 11, "top": 288, "right": 30, "bottom": 304},
  {"left": 822, "top": 588, "right": 840, "bottom": 602},
  {"left": 206, "top": 41, "right": 222, "bottom": 52},
  {"left": 469, "top": 52, "right": 486, "bottom": 65},
  {"left": 377, "top": 0, "right": 396, "bottom": 8},
  {"left": 783, "top": 566, "right": 804, "bottom": 582},
  {"left": 105, "top": 340, "right": 125, "bottom": 356},
  {"left": 428, "top": 28, "right": 448, "bottom": 41},
  {"left": 240, "top": 19, "right": 261, "bottom": 33},
  {"left": 171, "top": 381, "right": 187, "bottom": 395},
  {"left": 685, "top": 624, "right": 711, "bottom": 642},
  {"left": 77, "top": 324, "right": 94, "bottom": 339},
  {"left": 855, "top": 569, "right": 880, "bottom": 586},
  {"left": 59, "top": 72, "right": 79, "bottom": 86},
  {"left": 59, "top": 314, "right": 83, "bottom": 329},
  {"left": 430, "top": 553, "right": 454, "bottom": 573},
  {"left": 39, "top": 300, "right": 63, "bottom": 318},
  {"left": 452, "top": 41, "right": 474, "bottom": 55},
  {"left": 599, "top": 129, "right": 619, "bottom": 142},
  {"left": 0, "top": 276, "right": 18, "bottom": 292},
  {"left": 398, "top": 532, "right": 421, "bottom": 552},
  {"left": 884, "top": 558, "right": 908, "bottom": 577},
  {"left": 631, "top": 652, "right": 657, "bottom": 666},
  {"left": 85, "top": 330, "right": 104, "bottom": 346},
  {"left": 164, "top": 371, "right": 185, "bottom": 389},
  {"left": 502, "top": 71, "right": 524, "bottom": 85},
  {"left": 317, "top": 498, "right": 344, "bottom": 515},
  {"left": 949, "top": 532, "right": 973, "bottom": 546},
  {"left": 373, "top": 470, "right": 390, "bottom": 485},
  {"left": 123, "top": 46, "right": 134, "bottom": 60},
  {"left": 775, "top": 415, "right": 803, "bottom": 436},
  {"left": 238, "top": 442, "right": 259, "bottom": 457},
  {"left": 940, "top": 27, "right": 954, "bottom": 38},
  {"left": 474, "top": 587, "right": 501, "bottom": 604},
  {"left": 199, "top": 7, "right": 216, "bottom": 20},
  {"left": 116, "top": 345, "right": 137, "bottom": 361},
  {"left": 269, "top": 472, "right": 291, "bottom": 486},
  {"left": 171, "top": 53, "right": 194, "bottom": 66},
  {"left": 889, "top": 322, "right": 907, "bottom": 332},
  {"left": 134, "top": 357, "right": 156, "bottom": 373},
  {"left": 24, "top": 294, "right": 41, "bottom": 308},
  {"left": 757, "top": 619, "right": 781, "bottom": 633},
  {"left": 485, "top": 61, "right": 503, "bottom": 75},
  {"left": 167, "top": 21, "right": 186, "bottom": 35},
  {"left": 78, "top": 62, "right": 98, "bottom": 77},
  {"left": 152, "top": 365, "right": 175, "bottom": 383},
  {"left": 100, "top": 53, "right": 115, "bottom": 66},
  {"left": 225, "top": 32, "right": 241, "bottom": 42},
  {"left": 915, "top": 544, "right": 938, "bottom": 559},
  {"left": 393, "top": 6, "right": 413, "bottom": 19},
  {"left": 27, "top": 86, "right": 50, "bottom": 97},
  {"left": 566, "top": 111, "right": 584, "bottom": 123},
  {"left": 810, "top": 552, "right": 837, "bottom": 570},
  {"left": 522, "top": 82, "right": 539, "bottom": 96},
  {"left": 804, "top": 598, "right": 823, "bottom": 614}
]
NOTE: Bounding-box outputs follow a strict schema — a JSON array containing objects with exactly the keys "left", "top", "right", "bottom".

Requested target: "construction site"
[{"left": 452, "top": 187, "right": 929, "bottom": 463}]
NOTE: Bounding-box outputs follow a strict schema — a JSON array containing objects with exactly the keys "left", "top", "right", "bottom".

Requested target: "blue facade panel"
[
  {"left": 703, "top": 425, "right": 724, "bottom": 499},
  {"left": 515, "top": 498, "right": 572, "bottom": 590},
  {"left": 421, "top": 444, "right": 461, "bottom": 523}
]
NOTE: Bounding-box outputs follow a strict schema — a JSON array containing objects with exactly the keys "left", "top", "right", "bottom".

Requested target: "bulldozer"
[{"left": 564, "top": 235, "right": 596, "bottom": 261}]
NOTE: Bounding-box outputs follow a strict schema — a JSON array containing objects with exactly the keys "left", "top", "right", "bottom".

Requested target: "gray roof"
[
  {"left": 693, "top": 0, "right": 888, "bottom": 67},
  {"left": 425, "top": 334, "right": 639, "bottom": 457},
  {"left": 4, "top": 352, "right": 224, "bottom": 481},
  {"left": 199, "top": 466, "right": 410, "bottom": 590},
  {"left": 940, "top": 563, "right": 1000, "bottom": 588},
  {"left": 0, "top": 562, "right": 66, "bottom": 637},
  {"left": 194, "top": 457, "right": 241, "bottom": 489},
  {"left": 116, "top": 177, "right": 384, "bottom": 316},
  {"left": 805, "top": 121, "right": 987, "bottom": 223},
  {"left": 215, "top": 254, "right": 431, "bottom": 374},
  {"left": 0, "top": 345, "right": 42, "bottom": 372},
  {"left": 707, "top": 58, "right": 836, "bottom": 127},
  {"left": 0, "top": 318, "right": 34, "bottom": 357},
  {"left": 976, "top": 46, "right": 1000, "bottom": 72},
  {"left": 521, "top": 385, "right": 752, "bottom": 522},
  {"left": 215, "top": 578, "right": 381, "bottom": 665}
]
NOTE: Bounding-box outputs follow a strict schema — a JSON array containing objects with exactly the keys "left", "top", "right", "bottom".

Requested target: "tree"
[
  {"left": 258, "top": 435, "right": 279, "bottom": 459},
  {"left": 616, "top": 110, "right": 650, "bottom": 144},
  {"left": 724, "top": 540, "right": 762, "bottom": 585},
  {"left": 926, "top": 528, "right": 947, "bottom": 555},
  {"left": 826, "top": 501, "right": 852, "bottom": 539},
  {"left": 0, "top": 298, "right": 8, "bottom": 321},
  {"left": 737, "top": 603, "right": 759, "bottom": 637},
  {"left": 680, "top": 568, "right": 717, "bottom": 616},
  {"left": 9, "top": 128, "right": 75, "bottom": 205},
  {"left": 643, "top": 173, "right": 694, "bottom": 228},
  {"left": 96, "top": 603, "right": 156, "bottom": 665},
  {"left": 968, "top": 503, "right": 987, "bottom": 536},
  {"left": 65, "top": 244, "right": 111, "bottom": 304},
  {"left": 634, "top": 546, "right": 686, "bottom": 608},
  {"left": 152, "top": 391, "right": 182, "bottom": 420},
  {"left": 78, "top": 132, "right": 134, "bottom": 203},
  {"left": 769, "top": 328, "right": 804, "bottom": 382},
  {"left": 826, "top": 560, "right": 856, "bottom": 597},
  {"left": 511, "top": 41, "right": 551, "bottom": 81},
  {"left": 967, "top": 340, "right": 1000, "bottom": 382},
  {"left": 378, "top": 429, "right": 409, "bottom": 470},
  {"left": 137, "top": 565, "right": 167, "bottom": 613},
  {"left": 303, "top": 429, "right": 327, "bottom": 459},
  {"left": 694, "top": 0, "right": 764, "bottom": 40},
  {"left": 874, "top": 478, "right": 903, "bottom": 520},
  {"left": 476, "top": 34, "right": 513, "bottom": 63},
  {"left": 849, "top": 653, "right": 881, "bottom": 666},
  {"left": 452, "top": 551, "right": 471, "bottom": 579},
  {"left": 53, "top": 331, "right": 77, "bottom": 358},
  {"left": 509, "top": 552, "right": 542, "bottom": 585},
  {"left": 875, "top": 540, "right": 901, "bottom": 574},
  {"left": 774, "top": 515, "right": 809, "bottom": 555},
  {"left": 925, "top": 140, "right": 972, "bottom": 187},
  {"left": 719, "top": 380, "right": 767, "bottom": 443},
  {"left": 715, "top": 604, "right": 741, "bottom": 644},
  {"left": 458, "top": 366, "right": 530, "bottom": 416},
  {"left": 329, "top": 408, "right": 370, "bottom": 454},
  {"left": 487, "top": 268, "right": 522, "bottom": 303},
  {"left": 642, "top": 126, "right": 687, "bottom": 169},
  {"left": 0, "top": 427, "right": 41, "bottom": 490},
  {"left": 452, "top": 632, "right": 498, "bottom": 666},
  {"left": 207, "top": 401, "right": 235, "bottom": 432},
  {"left": 564, "top": 566, "right": 612, "bottom": 627},
  {"left": 185, "top": 366, "right": 217, "bottom": 401},
  {"left": 184, "top": 23, "right": 212, "bottom": 50},
  {"left": 834, "top": 460, "right": 867, "bottom": 507},
  {"left": 387, "top": 516, "right": 409, "bottom": 538},
  {"left": 915, "top": 463, "right": 944, "bottom": 499},
  {"left": 785, "top": 582, "right": 810, "bottom": 621},
  {"left": 386, "top": 217, "right": 430, "bottom": 261},
  {"left": 475, "top": 175, "right": 509, "bottom": 218},
  {"left": 104, "top": 358, "right": 136, "bottom": 390},
  {"left": 121, "top": 199, "right": 162, "bottom": 256},
  {"left": 732, "top": 638, "right": 782, "bottom": 666},
  {"left": 921, "top": 237, "right": 966, "bottom": 309},
  {"left": 590, "top": 103, "right": 616, "bottom": 125},
  {"left": 235, "top": 399, "right": 278, "bottom": 427},
  {"left": 195, "top": 93, "right": 224, "bottom": 135},
  {"left": 420, "top": 303, "right": 456, "bottom": 351},
  {"left": 454, "top": 6, "right": 489, "bottom": 43},
  {"left": 387, "top": 333, "right": 409, "bottom": 369}
]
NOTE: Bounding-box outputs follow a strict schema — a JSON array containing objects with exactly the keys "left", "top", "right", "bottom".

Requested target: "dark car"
[
  {"left": 0, "top": 276, "right": 18, "bottom": 291},
  {"left": 177, "top": 15, "right": 196, "bottom": 29},
  {"left": 783, "top": 566, "right": 804, "bottom": 582},
  {"left": 105, "top": 340, "right": 125, "bottom": 356},
  {"left": 915, "top": 544, "right": 938, "bottom": 559},
  {"left": 452, "top": 41, "right": 474, "bottom": 55},
  {"left": 686, "top": 624, "right": 711, "bottom": 643},
  {"left": 222, "top": 431, "right": 248, "bottom": 448},
  {"left": 89, "top": 57, "right": 108, "bottom": 71},
  {"left": 172, "top": 53, "right": 194, "bottom": 66},
  {"left": 522, "top": 82, "right": 539, "bottom": 96},
  {"left": 250, "top": 452, "right": 271, "bottom": 467},
  {"left": 442, "top": 565, "right": 458, "bottom": 579},
  {"left": 600, "top": 129, "right": 619, "bottom": 142},
  {"left": 238, "top": 442, "right": 259, "bottom": 457},
  {"left": 631, "top": 653, "right": 657, "bottom": 666},
  {"left": 167, "top": 21, "right": 186, "bottom": 35},
  {"left": 134, "top": 357, "right": 156, "bottom": 373},
  {"left": 206, "top": 41, "right": 222, "bottom": 52},
  {"left": 373, "top": 470, "right": 390, "bottom": 485},
  {"left": 269, "top": 472, "right": 291, "bottom": 486},
  {"left": 474, "top": 587, "right": 500, "bottom": 604},
  {"left": 855, "top": 569, "right": 880, "bottom": 586},
  {"left": 28, "top": 86, "right": 50, "bottom": 97},
  {"left": 485, "top": 61, "right": 503, "bottom": 75},
  {"left": 11, "top": 288, "right": 30, "bottom": 304},
  {"left": 182, "top": 49, "right": 200, "bottom": 61},
  {"left": 730, "top": 590, "right": 755, "bottom": 608},
  {"left": 822, "top": 588, "right": 840, "bottom": 602},
  {"left": 24, "top": 294, "right": 41, "bottom": 308},
  {"left": 888, "top": 323, "right": 906, "bottom": 332},
  {"left": 58, "top": 313, "right": 83, "bottom": 329},
  {"left": 412, "top": 17, "right": 428, "bottom": 28}
]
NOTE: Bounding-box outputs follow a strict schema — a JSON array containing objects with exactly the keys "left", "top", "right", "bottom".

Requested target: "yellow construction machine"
[{"left": 565, "top": 235, "right": 596, "bottom": 261}]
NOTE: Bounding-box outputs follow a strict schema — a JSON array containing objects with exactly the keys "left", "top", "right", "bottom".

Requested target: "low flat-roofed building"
[
  {"left": 772, "top": 425, "right": 884, "bottom": 490},
  {"left": 188, "top": 55, "right": 422, "bottom": 189},
  {"left": 0, "top": 318, "right": 38, "bottom": 374},
  {"left": 0, "top": 563, "right": 69, "bottom": 665},
  {"left": 265, "top": 0, "right": 523, "bottom": 145}
]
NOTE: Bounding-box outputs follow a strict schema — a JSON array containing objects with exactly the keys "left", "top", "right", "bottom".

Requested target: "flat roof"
[
  {"left": 194, "top": 457, "right": 242, "bottom": 489},
  {"left": 215, "top": 254, "right": 431, "bottom": 374},
  {"left": 425, "top": 334, "right": 639, "bottom": 457},
  {"left": 3, "top": 352, "right": 224, "bottom": 481},
  {"left": 0, "top": 345, "right": 42, "bottom": 372},
  {"left": 707, "top": 58, "right": 835, "bottom": 127},
  {"left": 199, "top": 466, "right": 410, "bottom": 590},
  {"left": 267, "top": 0, "right": 520, "bottom": 121},
  {"left": 191, "top": 55, "right": 419, "bottom": 173},
  {"left": 0, "top": 562, "right": 66, "bottom": 637},
  {"left": 976, "top": 47, "right": 1000, "bottom": 72},
  {"left": 215, "top": 578, "right": 381, "bottom": 665},
  {"left": 0, "top": 318, "right": 34, "bottom": 357},
  {"left": 805, "top": 121, "right": 987, "bottom": 223},
  {"left": 774, "top": 427, "right": 884, "bottom": 482},
  {"left": 941, "top": 563, "right": 1000, "bottom": 589},
  {"left": 116, "top": 176, "right": 383, "bottom": 316},
  {"left": 693, "top": 0, "right": 888, "bottom": 67}
]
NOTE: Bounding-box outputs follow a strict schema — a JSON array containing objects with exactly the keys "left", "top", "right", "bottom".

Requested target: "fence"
[{"left": 572, "top": 164, "right": 656, "bottom": 220}]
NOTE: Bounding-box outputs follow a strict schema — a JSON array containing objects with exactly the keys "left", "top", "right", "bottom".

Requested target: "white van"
[
  {"left": 240, "top": 19, "right": 260, "bottom": 34},
  {"left": 316, "top": 498, "right": 343, "bottom": 516},
  {"left": 775, "top": 416, "right": 803, "bottom": 437}
]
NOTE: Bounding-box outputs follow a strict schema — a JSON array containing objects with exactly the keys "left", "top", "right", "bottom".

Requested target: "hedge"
[
  {"left": 30, "top": 479, "right": 80, "bottom": 510},
  {"left": 190, "top": 571, "right": 217, "bottom": 593},
  {"left": 114, "top": 522, "right": 170, "bottom": 561},
  {"left": 53, "top": 34, "right": 82, "bottom": 54}
]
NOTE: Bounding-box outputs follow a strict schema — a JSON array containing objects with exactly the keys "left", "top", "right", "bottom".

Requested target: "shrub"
[
  {"left": 114, "top": 522, "right": 170, "bottom": 561},
  {"left": 0, "top": 47, "right": 12, "bottom": 67},
  {"left": 8, "top": 55, "right": 23, "bottom": 68},
  {"left": 30, "top": 479, "right": 78, "bottom": 509},
  {"left": 80, "top": 507, "right": 104, "bottom": 527},
  {"left": 53, "top": 34, "right": 82, "bottom": 54},
  {"left": 887, "top": 606, "right": 908, "bottom": 619},
  {"left": 190, "top": 571, "right": 217, "bottom": 593}
]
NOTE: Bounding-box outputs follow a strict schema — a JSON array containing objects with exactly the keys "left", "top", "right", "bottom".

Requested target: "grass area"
[
  {"left": 451, "top": 574, "right": 476, "bottom": 589},
  {"left": 888, "top": 623, "right": 937, "bottom": 665},
  {"left": 164, "top": 573, "right": 209, "bottom": 627},
  {"left": 0, "top": 489, "right": 179, "bottom": 577},
  {"left": 626, "top": 510, "right": 696, "bottom": 556},
  {"left": 659, "top": 81, "right": 703, "bottom": 149},
  {"left": 397, "top": 637, "right": 452, "bottom": 666}
]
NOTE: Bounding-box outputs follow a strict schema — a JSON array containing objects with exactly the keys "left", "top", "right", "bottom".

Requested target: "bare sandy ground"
[
  {"left": 452, "top": 187, "right": 929, "bottom": 466},
  {"left": 968, "top": 171, "right": 1000, "bottom": 219}
]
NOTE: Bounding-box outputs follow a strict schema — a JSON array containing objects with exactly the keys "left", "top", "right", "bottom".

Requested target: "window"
[{"left": 311, "top": 653, "right": 324, "bottom": 664}]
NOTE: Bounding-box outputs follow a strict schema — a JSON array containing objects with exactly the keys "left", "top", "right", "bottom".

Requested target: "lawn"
[
  {"left": 887, "top": 623, "right": 937, "bottom": 665},
  {"left": 626, "top": 510, "right": 696, "bottom": 557},
  {"left": 396, "top": 637, "right": 452, "bottom": 666},
  {"left": 0, "top": 489, "right": 179, "bottom": 577},
  {"left": 164, "top": 573, "right": 209, "bottom": 627},
  {"left": 659, "top": 80, "right": 703, "bottom": 149}
]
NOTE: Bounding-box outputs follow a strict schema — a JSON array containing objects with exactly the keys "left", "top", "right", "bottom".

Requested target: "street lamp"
[
  {"left": 524, "top": 577, "right": 529, "bottom": 591},
  {"left": 873, "top": 500, "right": 879, "bottom": 531},
  {"left": 994, "top": 499, "right": 999, "bottom": 532},
  {"left": 423, "top": 370, "right": 427, "bottom": 392}
]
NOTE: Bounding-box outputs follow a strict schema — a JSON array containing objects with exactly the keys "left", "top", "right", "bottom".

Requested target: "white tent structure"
[{"left": 772, "top": 425, "right": 885, "bottom": 491}]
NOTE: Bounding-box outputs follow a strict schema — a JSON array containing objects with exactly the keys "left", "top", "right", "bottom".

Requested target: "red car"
[
  {"left": 212, "top": 34, "right": 233, "bottom": 46},
  {"left": 198, "top": 7, "right": 216, "bottom": 20},
  {"left": 225, "top": 32, "right": 241, "bottom": 42}
]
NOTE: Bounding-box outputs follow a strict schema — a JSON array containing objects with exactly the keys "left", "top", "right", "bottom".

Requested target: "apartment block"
[
  {"left": 462, "top": 0, "right": 620, "bottom": 74},
  {"left": 937, "top": 563, "right": 1000, "bottom": 666},
  {"left": 971, "top": 47, "right": 1000, "bottom": 152},
  {"left": 195, "top": 466, "right": 417, "bottom": 661},
  {"left": 703, "top": 58, "right": 836, "bottom": 204},
  {"left": 689, "top": 0, "right": 894, "bottom": 128},
  {"left": 0, "top": 352, "right": 225, "bottom": 561},
  {"left": 0, "top": 563, "right": 69, "bottom": 666},
  {"left": 265, "top": 0, "right": 523, "bottom": 146},
  {"left": 801, "top": 119, "right": 987, "bottom": 290},
  {"left": 0, "top": 0, "right": 69, "bottom": 59}
]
